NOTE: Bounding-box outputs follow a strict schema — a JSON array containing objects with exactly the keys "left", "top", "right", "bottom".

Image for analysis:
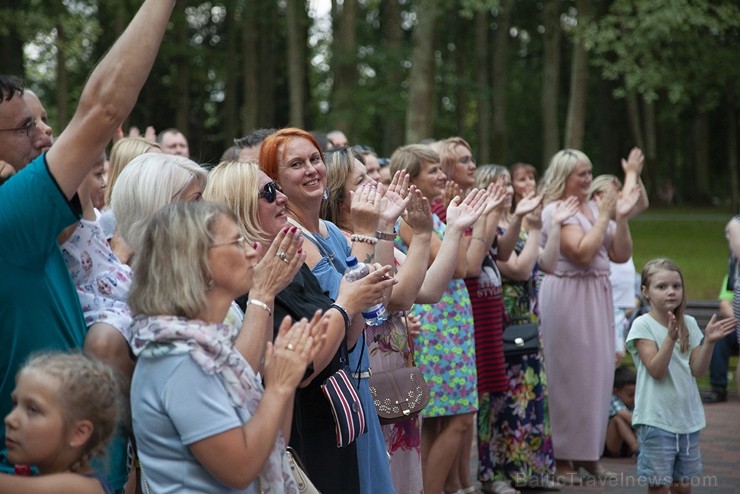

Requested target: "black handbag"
[{"left": 502, "top": 321, "right": 540, "bottom": 356}]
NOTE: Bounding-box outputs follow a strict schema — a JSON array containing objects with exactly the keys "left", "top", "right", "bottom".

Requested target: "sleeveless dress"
[
  {"left": 491, "top": 226, "right": 555, "bottom": 486},
  {"left": 304, "top": 220, "right": 396, "bottom": 494},
  {"left": 394, "top": 213, "right": 478, "bottom": 417},
  {"left": 539, "top": 200, "right": 615, "bottom": 461}
]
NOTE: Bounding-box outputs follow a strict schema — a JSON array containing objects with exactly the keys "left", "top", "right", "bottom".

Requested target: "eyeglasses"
[
  {"left": 0, "top": 120, "right": 36, "bottom": 137},
  {"left": 212, "top": 234, "right": 250, "bottom": 250},
  {"left": 258, "top": 181, "right": 282, "bottom": 203}
]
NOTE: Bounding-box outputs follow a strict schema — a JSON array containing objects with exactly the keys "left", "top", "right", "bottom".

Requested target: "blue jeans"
[{"left": 709, "top": 330, "right": 739, "bottom": 388}]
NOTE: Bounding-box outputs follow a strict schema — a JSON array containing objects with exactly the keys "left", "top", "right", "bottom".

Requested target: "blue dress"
[{"left": 306, "top": 220, "right": 395, "bottom": 494}]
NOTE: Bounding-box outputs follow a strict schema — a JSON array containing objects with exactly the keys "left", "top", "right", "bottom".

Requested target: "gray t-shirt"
[{"left": 132, "top": 354, "right": 258, "bottom": 493}]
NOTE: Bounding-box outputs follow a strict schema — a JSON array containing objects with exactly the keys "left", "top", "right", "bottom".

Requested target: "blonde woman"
[{"left": 539, "top": 148, "right": 642, "bottom": 483}]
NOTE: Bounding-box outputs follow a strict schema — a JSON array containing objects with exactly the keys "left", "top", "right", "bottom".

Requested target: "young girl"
[
  {"left": 1, "top": 352, "right": 122, "bottom": 493},
  {"left": 627, "top": 258, "right": 736, "bottom": 493}
]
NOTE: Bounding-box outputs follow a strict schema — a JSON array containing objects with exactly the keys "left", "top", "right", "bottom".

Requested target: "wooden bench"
[{"left": 686, "top": 299, "right": 720, "bottom": 329}]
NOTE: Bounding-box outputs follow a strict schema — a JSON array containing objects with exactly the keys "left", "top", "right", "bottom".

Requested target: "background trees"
[{"left": 1, "top": 0, "right": 738, "bottom": 207}]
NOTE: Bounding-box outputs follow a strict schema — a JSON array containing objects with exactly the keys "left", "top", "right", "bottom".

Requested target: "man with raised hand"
[{"left": 0, "top": 0, "right": 175, "bottom": 473}]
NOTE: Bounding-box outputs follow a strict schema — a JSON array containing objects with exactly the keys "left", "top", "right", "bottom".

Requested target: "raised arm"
[
  {"left": 621, "top": 147, "right": 649, "bottom": 218},
  {"left": 47, "top": 0, "right": 175, "bottom": 199}
]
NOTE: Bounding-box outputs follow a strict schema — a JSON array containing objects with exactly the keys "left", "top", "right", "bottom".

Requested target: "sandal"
[
  {"left": 487, "top": 480, "right": 520, "bottom": 494},
  {"left": 555, "top": 471, "right": 582, "bottom": 485},
  {"left": 577, "top": 466, "right": 619, "bottom": 481}
]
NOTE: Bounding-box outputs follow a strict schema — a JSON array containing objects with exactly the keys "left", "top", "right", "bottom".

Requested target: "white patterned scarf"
[{"left": 130, "top": 315, "right": 297, "bottom": 494}]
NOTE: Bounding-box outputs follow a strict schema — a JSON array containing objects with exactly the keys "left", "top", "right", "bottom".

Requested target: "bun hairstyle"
[{"left": 20, "top": 352, "right": 122, "bottom": 472}]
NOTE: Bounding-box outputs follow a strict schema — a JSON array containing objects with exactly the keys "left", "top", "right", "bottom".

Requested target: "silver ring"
[
  {"left": 276, "top": 251, "right": 287, "bottom": 262},
  {"left": 286, "top": 343, "right": 295, "bottom": 351}
]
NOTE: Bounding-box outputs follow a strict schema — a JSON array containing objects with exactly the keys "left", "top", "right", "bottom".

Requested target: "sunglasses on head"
[{"left": 258, "top": 181, "right": 282, "bottom": 203}]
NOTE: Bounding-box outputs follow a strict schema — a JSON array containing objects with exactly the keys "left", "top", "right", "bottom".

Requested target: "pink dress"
[{"left": 539, "top": 200, "right": 615, "bottom": 461}]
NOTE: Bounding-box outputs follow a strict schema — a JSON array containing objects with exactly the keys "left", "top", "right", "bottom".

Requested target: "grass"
[
  {"left": 626, "top": 206, "right": 736, "bottom": 391},
  {"left": 630, "top": 207, "right": 732, "bottom": 300}
]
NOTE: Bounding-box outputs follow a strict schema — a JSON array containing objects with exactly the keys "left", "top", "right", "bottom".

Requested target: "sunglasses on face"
[{"left": 258, "top": 181, "right": 282, "bottom": 203}]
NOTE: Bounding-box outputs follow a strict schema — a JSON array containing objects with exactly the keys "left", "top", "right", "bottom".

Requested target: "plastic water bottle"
[{"left": 344, "top": 256, "right": 388, "bottom": 326}]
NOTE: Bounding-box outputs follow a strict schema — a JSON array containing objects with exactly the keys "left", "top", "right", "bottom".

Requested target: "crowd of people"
[{"left": 1, "top": 2, "right": 739, "bottom": 494}]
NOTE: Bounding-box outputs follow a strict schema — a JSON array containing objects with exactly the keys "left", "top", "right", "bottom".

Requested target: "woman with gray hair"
[
  {"left": 539, "top": 148, "right": 643, "bottom": 484},
  {"left": 129, "top": 200, "right": 325, "bottom": 492}
]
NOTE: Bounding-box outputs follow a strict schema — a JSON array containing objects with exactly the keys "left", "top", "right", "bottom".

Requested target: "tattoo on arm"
[{"left": 364, "top": 253, "right": 375, "bottom": 264}]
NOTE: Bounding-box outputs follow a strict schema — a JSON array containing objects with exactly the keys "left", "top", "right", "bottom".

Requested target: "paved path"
[
  {"left": 522, "top": 392, "right": 740, "bottom": 493},
  {"left": 468, "top": 392, "right": 739, "bottom": 493}
]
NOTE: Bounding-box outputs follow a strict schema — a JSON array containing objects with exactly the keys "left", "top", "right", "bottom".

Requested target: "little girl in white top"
[{"left": 627, "top": 258, "right": 736, "bottom": 494}]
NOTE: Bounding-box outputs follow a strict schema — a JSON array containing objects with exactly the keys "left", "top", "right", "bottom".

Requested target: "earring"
[
  {"left": 206, "top": 278, "right": 214, "bottom": 290},
  {"left": 322, "top": 187, "right": 330, "bottom": 200}
]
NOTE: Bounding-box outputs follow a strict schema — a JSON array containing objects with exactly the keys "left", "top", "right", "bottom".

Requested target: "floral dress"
[
  {"left": 395, "top": 213, "right": 478, "bottom": 417},
  {"left": 490, "top": 227, "right": 555, "bottom": 487}
]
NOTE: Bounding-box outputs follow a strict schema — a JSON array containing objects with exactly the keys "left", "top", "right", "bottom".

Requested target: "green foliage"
[{"left": 588, "top": 0, "right": 740, "bottom": 112}]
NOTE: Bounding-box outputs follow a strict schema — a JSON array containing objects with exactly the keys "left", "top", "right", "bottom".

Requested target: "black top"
[{"left": 272, "top": 264, "right": 359, "bottom": 494}]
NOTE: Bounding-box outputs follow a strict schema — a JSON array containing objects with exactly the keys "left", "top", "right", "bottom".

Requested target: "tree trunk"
[
  {"left": 474, "top": 10, "right": 490, "bottom": 164},
  {"left": 693, "top": 112, "right": 710, "bottom": 203},
  {"left": 222, "top": 0, "right": 238, "bottom": 148},
  {"left": 491, "top": 0, "right": 511, "bottom": 164},
  {"left": 55, "top": 20, "right": 69, "bottom": 127},
  {"left": 173, "top": 2, "right": 190, "bottom": 135},
  {"left": 257, "top": 2, "right": 278, "bottom": 127},
  {"left": 541, "top": 0, "right": 561, "bottom": 165},
  {"left": 380, "top": 0, "right": 404, "bottom": 155},
  {"left": 331, "top": 0, "right": 357, "bottom": 135},
  {"left": 406, "top": 0, "right": 439, "bottom": 144},
  {"left": 286, "top": 0, "right": 307, "bottom": 128},
  {"left": 0, "top": 0, "right": 25, "bottom": 76},
  {"left": 727, "top": 89, "right": 738, "bottom": 212},
  {"left": 242, "top": 1, "right": 259, "bottom": 132},
  {"left": 564, "top": 0, "right": 591, "bottom": 149}
]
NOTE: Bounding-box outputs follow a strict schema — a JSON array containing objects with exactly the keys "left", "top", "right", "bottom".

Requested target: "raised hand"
[
  {"left": 405, "top": 313, "right": 422, "bottom": 340},
  {"left": 513, "top": 189, "right": 545, "bottom": 218},
  {"left": 251, "top": 226, "right": 306, "bottom": 298},
  {"left": 525, "top": 204, "right": 544, "bottom": 230},
  {"left": 350, "top": 183, "right": 381, "bottom": 235},
  {"left": 443, "top": 180, "right": 463, "bottom": 208},
  {"left": 403, "top": 187, "right": 433, "bottom": 235},
  {"left": 379, "top": 170, "right": 411, "bottom": 224},
  {"left": 595, "top": 184, "right": 618, "bottom": 219},
  {"left": 447, "top": 188, "right": 488, "bottom": 231},
  {"left": 265, "top": 315, "right": 318, "bottom": 390},
  {"left": 551, "top": 195, "right": 580, "bottom": 225},
  {"left": 0, "top": 160, "right": 16, "bottom": 185},
  {"left": 667, "top": 312, "right": 679, "bottom": 341},
  {"left": 335, "top": 263, "right": 397, "bottom": 315},
  {"left": 703, "top": 314, "right": 737, "bottom": 344},
  {"left": 622, "top": 147, "right": 645, "bottom": 175},
  {"left": 615, "top": 184, "right": 641, "bottom": 220},
  {"left": 483, "top": 181, "right": 507, "bottom": 216}
]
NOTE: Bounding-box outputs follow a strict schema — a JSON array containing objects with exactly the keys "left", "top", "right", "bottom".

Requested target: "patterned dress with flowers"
[
  {"left": 395, "top": 213, "right": 478, "bottom": 417},
  {"left": 490, "top": 227, "right": 555, "bottom": 487},
  {"left": 366, "top": 310, "right": 423, "bottom": 494}
]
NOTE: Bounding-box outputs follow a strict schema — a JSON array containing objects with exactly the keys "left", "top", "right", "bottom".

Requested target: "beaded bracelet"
[
  {"left": 247, "top": 299, "right": 272, "bottom": 316},
  {"left": 330, "top": 303, "right": 351, "bottom": 333},
  {"left": 375, "top": 229, "right": 397, "bottom": 241},
  {"left": 350, "top": 233, "right": 378, "bottom": 245}
]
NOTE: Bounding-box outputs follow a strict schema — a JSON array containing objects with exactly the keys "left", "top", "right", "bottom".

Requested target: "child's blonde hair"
[
  {"left": 21, "top": 352, "right": 122, "bottom": 472},
  {"left": 640, "top": 258, "right": 689, "bottom": 352}
]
